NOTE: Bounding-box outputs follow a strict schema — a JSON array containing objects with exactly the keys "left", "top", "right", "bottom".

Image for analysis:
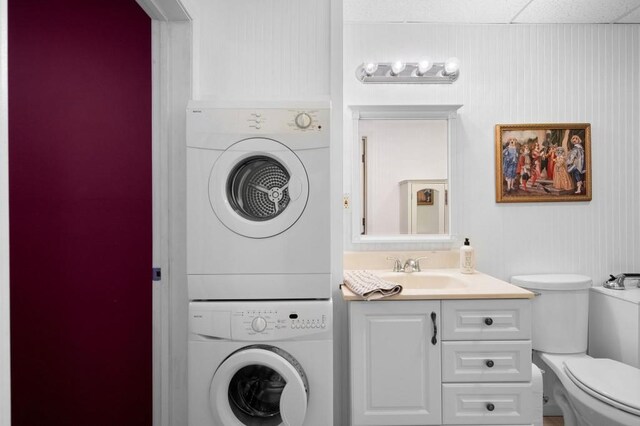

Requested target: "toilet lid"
[{"left": 563, "top": 358, "right": 640, "bottom": 416}]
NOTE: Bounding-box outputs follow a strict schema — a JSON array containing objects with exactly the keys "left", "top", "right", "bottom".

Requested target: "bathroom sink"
[
  {"left": 341, "top": 267, "right": 534, "bottom": 301},
  {"left": 373, "top": 270, "right": 468, "bottom": 289}
]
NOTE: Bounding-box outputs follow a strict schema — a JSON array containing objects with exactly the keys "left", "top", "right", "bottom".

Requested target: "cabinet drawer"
[
  {"left": 442, "top": 341, "right": 532, "bottom": 382},
  {"left": 442, "top": 383, "right": 533, "bottom": 425},
  {"left": 442, "top": 299, "right": 531, "bottom": 341}
]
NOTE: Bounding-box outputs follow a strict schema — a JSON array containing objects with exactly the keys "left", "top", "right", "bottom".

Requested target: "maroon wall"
[{"left": 9, "top": 1, "right": 152, "bottom": 425}]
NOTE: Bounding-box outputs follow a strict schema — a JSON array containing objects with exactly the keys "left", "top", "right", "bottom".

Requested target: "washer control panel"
[
  {"left": 188, "top": 300, "right": 332, "bottom": 342},
  {"left": 233, "top": 308, "right": 328, "bottom": 339}
]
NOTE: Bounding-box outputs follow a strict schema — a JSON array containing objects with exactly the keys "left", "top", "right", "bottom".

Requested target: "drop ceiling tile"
[
  {"left": 513, "top": 0, "right": 640, "bottom": 23},
  {"left": 344, "top": 0, "right": 530, "bottom": 23},
  {"left": 617, "top": 5, "right": 640, "bottom": 22}
]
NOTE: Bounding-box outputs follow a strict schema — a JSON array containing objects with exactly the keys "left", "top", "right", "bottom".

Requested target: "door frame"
[
  {"left": 136, "top": 1, "right": 192, "bottom": 426},
  {"left": 0, "top": 0, "right": 10, "bottom": 425}
]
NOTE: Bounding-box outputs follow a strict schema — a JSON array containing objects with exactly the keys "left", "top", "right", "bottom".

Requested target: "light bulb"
[
  {"left": 444, "top": 57, "right": 460, "bottom": 75},
  {"left": 417, "top": 59, "right": 433, "bottom": 76},
  {"left": 363, "top": 62, "right": 378, "bottom": 76},
  {"left": 390, "top": 61, "right": 406, "bottom": 76}
]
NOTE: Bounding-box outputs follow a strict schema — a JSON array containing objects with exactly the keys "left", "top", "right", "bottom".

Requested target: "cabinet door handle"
[
  {"left": 486, "top": 403, "right": 495, "bottom": 412},
  {"left": 430, "top": 312, "right": 438, "bottom": 345},
  {"left": 485, "top": 359, "right": 495, "bottom": 368},
  {"left": 484, "top": 317, "right": 494, "bottom": 326}
]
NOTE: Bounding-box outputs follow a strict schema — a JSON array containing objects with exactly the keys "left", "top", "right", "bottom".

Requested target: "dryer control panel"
[
  {"left": 243, "top": 109, "right": 326, "bottom": 133},
  {"left": 186, "top": 105, "right": 330, "bottom": 150},
  {"left": 189, "top": 300, "right": 332, "bottom": 342}
]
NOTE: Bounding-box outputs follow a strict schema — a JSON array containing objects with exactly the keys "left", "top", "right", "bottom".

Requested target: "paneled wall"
[
  {"left": 190, "top": 0, "right": 331, "bottom": 100},
  {"left": 343, "top": 23, "right": 640, "bottom": 284}
]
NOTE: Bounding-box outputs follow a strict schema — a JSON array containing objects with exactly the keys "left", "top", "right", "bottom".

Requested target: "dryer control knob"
[
  {"left": 294, "top": 112, "right": 312, "bottom": 129},
  {"left": 251, "top": 316, "right": 267, "bottom": 332}
]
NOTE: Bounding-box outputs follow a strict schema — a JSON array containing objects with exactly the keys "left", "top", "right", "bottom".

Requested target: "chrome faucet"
[
  {"left": 387, "top": 256, "right": 427, "bottom": 273},
  {"left": 386, "top": 257, "right": 403, "bottom": 272},
  {"left": 403, "top": 257, "right": 427, "bottom": 273},
  {"left": 604, "top": 273, "right": 640, "bottom": 290}
]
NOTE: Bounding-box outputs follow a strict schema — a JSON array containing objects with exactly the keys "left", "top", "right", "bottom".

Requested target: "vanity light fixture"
[
  {"left": 443, "top": 57, "right": 461, "bottom": 76},
  {"left": 390, "top": 61, "right": 406, "bottom": 76},
  {"left": 416, "top": 59, "right": 433, "bottom": 76},
  {"left": 363, "top": 62, "right": 378, "bottom": 76},
  {"left": 356, "top": 57, "right": 460, "bottom": 84}
]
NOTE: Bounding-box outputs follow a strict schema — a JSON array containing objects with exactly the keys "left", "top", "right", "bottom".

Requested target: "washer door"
[
  {"left": 210, "top": 346, "right": 309, "bottom": 426},
  {"left": 209, "top": 138, "right": 309, "bottom": 239}
]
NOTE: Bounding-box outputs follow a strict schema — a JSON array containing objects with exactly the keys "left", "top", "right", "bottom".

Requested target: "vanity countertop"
[{"left": 341, "top": 268, "right": 535, "bottom": 301}]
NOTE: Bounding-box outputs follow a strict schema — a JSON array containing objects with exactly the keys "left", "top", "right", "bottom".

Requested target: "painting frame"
[
  {"left": 417, "top": 189, "right": 434, "bottom": 206},
  {"left": 495, "top": 123, "right": 592, "bottom": 203}
]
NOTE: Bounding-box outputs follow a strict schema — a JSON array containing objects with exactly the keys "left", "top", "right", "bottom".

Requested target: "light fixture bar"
[{"left": 356, "top": 61, "right": 460, "bottom": 84}]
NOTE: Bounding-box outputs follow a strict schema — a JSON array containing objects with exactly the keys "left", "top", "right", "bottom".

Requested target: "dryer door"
[
  {"left": 210, "top": 345, "right": 309, "bottom": 426},
  {"left": 209, "top": 138, "right": 309, "bottom": 239}
]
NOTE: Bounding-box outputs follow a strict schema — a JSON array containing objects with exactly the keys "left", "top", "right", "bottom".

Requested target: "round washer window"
[
  {"left": 214, "top": 345, "right": 309, "bottom": 426},
  {"left": 227, "top": 156, "right": 291, "bottom": 221},
  {"left": 228, "top": 364, "right": 285, "bottom": 426}
]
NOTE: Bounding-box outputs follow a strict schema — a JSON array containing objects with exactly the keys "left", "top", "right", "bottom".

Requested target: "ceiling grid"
[{"left": 343, "top": 0, "right": 640, "bottom": 24}]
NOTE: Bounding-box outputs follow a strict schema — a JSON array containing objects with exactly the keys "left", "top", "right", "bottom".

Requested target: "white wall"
[
  {"left": 343, "top": 23, "right": 640, "bottom": 284},
  {"left": 150, "top": 18, "right": 192, "bottom": 426},
  {"left": 190, "top": 0, "right": 331, "bottom": 101},
  {"left": 0, "top": 0, "right": 10, "bottom": 423},
  {"left": 329, "top": 2, "right": 344, "bottom": 424}
]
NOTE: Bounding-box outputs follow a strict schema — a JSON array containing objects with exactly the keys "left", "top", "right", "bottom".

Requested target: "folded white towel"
[{"left": 343, "top": 270, "right": 403, "bottom": 301}]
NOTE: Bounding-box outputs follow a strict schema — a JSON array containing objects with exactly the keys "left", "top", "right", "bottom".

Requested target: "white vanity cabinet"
[
  {"left": 441, "top": 299, "right": 534, "bottom": 425},
  {"left": 349, "top": 300, "right": 442, "bottom": 426},
  {"left": 349, "top": 298, "right": 535, "bottom": 426}
]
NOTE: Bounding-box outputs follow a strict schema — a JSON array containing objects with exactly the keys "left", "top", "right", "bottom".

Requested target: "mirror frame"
[{"left": 348, "top": 105, "right": 462, "bottom": 245}]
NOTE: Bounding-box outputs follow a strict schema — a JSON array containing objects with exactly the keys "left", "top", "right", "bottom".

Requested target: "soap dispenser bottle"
[{"left": 460, "top": 237, "right": 475, "bottom": 274}]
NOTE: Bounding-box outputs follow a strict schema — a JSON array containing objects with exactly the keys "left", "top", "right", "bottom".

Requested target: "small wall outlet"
[{"left": 343, "top": 195, "right": 350, "bottom": 209}]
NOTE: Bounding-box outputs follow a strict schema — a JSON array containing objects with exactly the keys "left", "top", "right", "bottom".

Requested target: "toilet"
[{"left": 511, "top": 274, "right": 640, "bottom": 426}]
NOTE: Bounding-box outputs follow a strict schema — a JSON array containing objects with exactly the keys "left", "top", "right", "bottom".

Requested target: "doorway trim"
[
  {"left": 0, "top": 0, "right": 11, "bottom": 424},
  {"left": 137, "top": 2, "right": 193, "bottom": 426}
]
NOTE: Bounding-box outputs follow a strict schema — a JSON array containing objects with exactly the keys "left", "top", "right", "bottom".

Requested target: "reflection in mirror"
[
  {"left": 358, "top": 119, "right": 448, "bottom": 236},
  {"left": 400, "top": 180, "right": 448, "bottom": 234}
]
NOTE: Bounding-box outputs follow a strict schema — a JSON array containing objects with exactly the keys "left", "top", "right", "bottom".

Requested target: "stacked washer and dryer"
[{"left": 186, "top": 102, "right": 333, "bottom": 426}]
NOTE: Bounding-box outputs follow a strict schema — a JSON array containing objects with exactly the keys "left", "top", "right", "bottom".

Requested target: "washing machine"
[
  {"left": 188, "top": 300, "right": 333, "bottom": 426},
  {"left": 186, "top": 102, "right": 330, "bottom": 300}
]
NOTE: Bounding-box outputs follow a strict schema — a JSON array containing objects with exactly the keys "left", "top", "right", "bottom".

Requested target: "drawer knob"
[
  {"left": 486, "top": 403, "right": 495, "bottom": 412},
  {"left": 484, "top": 317, "right": 494, "bottom": 326},
  {"left": 485, "top": 360, "right": 494, "bottom": 368}
]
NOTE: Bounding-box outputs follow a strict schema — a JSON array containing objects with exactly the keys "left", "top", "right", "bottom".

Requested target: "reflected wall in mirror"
[
  {"left": 359, "top": 119, "right": 448, "bottom": 235},
  {"left": 349, "top": 105, "right": 461, "bottom": 244}
]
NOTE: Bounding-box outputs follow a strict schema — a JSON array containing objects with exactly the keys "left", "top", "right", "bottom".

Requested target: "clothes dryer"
[
  {"left": 186, "top": 102, "right": 330, "bottom": 300},
  {"left": 188, "top": 300, "right": 333, "bottom": 426}
]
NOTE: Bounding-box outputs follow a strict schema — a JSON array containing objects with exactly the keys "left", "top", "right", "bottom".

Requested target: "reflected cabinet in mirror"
[{"left": 349, "top": 105, "right": 461, "bottom": 244}]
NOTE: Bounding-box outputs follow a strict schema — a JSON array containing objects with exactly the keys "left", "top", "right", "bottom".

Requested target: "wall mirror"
[{"left": 349, "top": 105, "right": 461, "bottom": 244}]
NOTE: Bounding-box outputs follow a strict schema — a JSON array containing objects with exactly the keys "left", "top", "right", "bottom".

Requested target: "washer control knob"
[
  {"left": 251, "top": 316, "right": 267, "bottom": 332},
  {"left": 294, "top": 112, "right": 312, "bottom": 129}
]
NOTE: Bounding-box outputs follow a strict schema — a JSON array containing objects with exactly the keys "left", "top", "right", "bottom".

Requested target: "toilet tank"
[{"left": 511, "top": 274, "right": 592, "bottom": 354}]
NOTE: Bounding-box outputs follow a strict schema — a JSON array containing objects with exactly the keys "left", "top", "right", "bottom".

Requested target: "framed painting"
[
  {"left": 495, "top": 123, "right": 592, "bottom": 203},
  {"left": 417, "top": 189, "right": 433, "bottom": 205}
]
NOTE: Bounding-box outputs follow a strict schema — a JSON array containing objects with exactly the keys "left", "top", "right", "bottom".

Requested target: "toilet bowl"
[
  {"left": 512, "top": 274, "right": 640, "bottom": 426},
  {"left": 540, "top": 353, "right": 640, "bottom": 426}
]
